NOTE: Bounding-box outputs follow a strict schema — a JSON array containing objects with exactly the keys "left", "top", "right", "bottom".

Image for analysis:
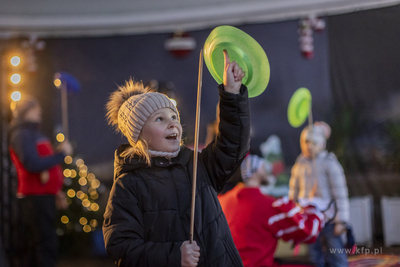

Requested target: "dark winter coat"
[{"left": 103, "top": 85, "right": 250, "bottom": 266}]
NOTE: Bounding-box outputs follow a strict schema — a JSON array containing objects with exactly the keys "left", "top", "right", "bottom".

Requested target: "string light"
[
  {"left": 63, "top": 169, "right": 71, "bottom": 177},
  {"left": 64, "top": 156, "right": 73, "bottom": 164},
  {"left": 91, "top": 179, "right": 100, "bottom": 189},
  {"left": 83, "top": 225, "right": 91, "bottom": 233},
  {"left": 11, "top": 74, "right": 21, "bottom": 84},
  {"left": 54, "top": 78, "right": 61, "bottom": 88},
  {"left": 87, "top": 173, "right": 95, "bottom": 182},
  {"left": 90, "top": 203, "right": 99, "bottom": 211},
  {"left": 76, "top": 159, "right": 84, "bottom": 167},
  {"left": 70, "top": 170, "right": 77, "bottom": 178},
  {"left": 79, "top": 217, "right": 88, "bottom": 225},
  {"left": 78, "top": 177, "right": 87, "bottom": 186},
  {"left": 67, "top": 189, "right": 76, "bottom": 198},
  {"left": 56, "top": 133, "right": 65, "bottom": 142},
  {"left": 61, "top": 216, "right": 69, "bottom": 224},
  {"left": 11, "top": 91, "right": 21, "bottom": 101},
  {"left": 82, "top": 199, "right": 90, "bottom": 208},
  {"left": 10, "top": 56, "right": 21, "bottom": 66}
]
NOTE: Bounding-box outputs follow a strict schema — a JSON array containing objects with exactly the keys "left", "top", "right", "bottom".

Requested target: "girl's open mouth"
[{"left": 166, "top": 133, "right": 178, "bottom": 140}]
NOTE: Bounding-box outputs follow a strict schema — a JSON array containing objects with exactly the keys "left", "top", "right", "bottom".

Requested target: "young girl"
[
  {"left": 289, "top": 122, "right": 350, "bottom": 267},
  {"left": 103, "top": 51, "right": 249, "bottom": 267}
]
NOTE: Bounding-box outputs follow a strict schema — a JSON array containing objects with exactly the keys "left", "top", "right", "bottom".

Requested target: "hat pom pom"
[{"left": 106, "top": 78, "right": 151, "bottom": 132}]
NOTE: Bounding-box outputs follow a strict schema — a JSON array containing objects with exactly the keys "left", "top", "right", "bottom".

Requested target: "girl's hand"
[
  {"left": 223, "top": 50, "right": 245, "bottom": 94},
  {"left": 181, "top": 240, "right": 200, "bottom": 267}
]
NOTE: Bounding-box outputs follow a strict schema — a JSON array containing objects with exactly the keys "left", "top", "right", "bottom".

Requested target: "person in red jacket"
[
  {"left": 8, "top": 95, "right": 72, "bottom": 267},
  {"left": 219, "top": 154, "right": 326, "bottom": 267}
]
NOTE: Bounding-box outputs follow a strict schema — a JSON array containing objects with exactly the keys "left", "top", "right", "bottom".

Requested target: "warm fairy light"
[
  {"left": 10, "top": 56, "right": 21, "bottom": 66},
  {"left": 64, "top": 155, "right": 73, "bottom": 164},
  {"left": 61, "top": 215, "right": 69, "bottom": 224},
  {"left": 82, "top": 199, "right": 90, "bottom": 208},
  {"left": 63, "top": 169, "right": 71, "bottom": 177},
  {"left": 79, "top": 165, "right": 88, "bottom": 171},
  {"left": 79, "top": 170, "right": 87, "bottom": 177},
  {"left": 91, "top": 179, "right": 100, "bottom": 189},
  {"left": 54, "top": 78, "right": 62, "bottom": 88},
  {"left": 56, "top": 133, "right": 65, "bottom": 142},
  {"left": 11, "top": 74, "right": 21, "bottom": 84},
  {"left": 91, "top": 193, "right": 99, "bottom": 200},
  {"left": 170, "top": 98, "right": 177, "bottom": 107},
  {"left": 76, "top": 191, "right": 84, "bottom": 199},
  {"left": 79, "top": 217, "right": 88, "bottom": 225},
  {"left": 87, "top": 173, "right": 95, "bottom": 182},
  {"left": 88, "top": 187, "right": 96, "bottom": 195},
  {"left": 67, "top": 189, "right": 76, "bottom": 198},
  {"left": 78, "top": 177, "right": 87, "bottom": 186},
  {"left": 11, "top": 91, "right": 21, "bottom": 101},
  {"left": 70, "top": 170, "right": 77, "bottom": 178},
  {"left": 66, "top": 198, "right": 72, "bottom": 205},
  {"left": 83, "top": 225, "right": 91, "bottom": 233},
  {"left": 76, "top": 159, "right": 84, "bottom": 167},
  {"left": 90, "top": 219, "right": 98, "bottom": 228},
  {"left": 90, "top": 203, "right": 99, "bottom": 211}
]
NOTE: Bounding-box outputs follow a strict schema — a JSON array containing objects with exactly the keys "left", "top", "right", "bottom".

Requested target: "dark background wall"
[{"left": 38, "top": 19, "right": 332, "bottom": 168}]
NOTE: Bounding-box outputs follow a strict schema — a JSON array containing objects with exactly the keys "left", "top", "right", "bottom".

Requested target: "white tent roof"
[{"left": 1, "top": 0, "right": 399, "bottom": 38}]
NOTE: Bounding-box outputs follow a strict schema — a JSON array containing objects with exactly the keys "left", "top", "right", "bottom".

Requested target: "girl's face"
[
  {"left": 141, "top": 108, "right": 182, "bottom": 153},
  {"left": 300, "top": 130, "right": 320, "bottom": 158}
]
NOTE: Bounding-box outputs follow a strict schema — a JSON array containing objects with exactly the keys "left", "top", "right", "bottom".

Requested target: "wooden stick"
[
  {"left": 61, "top": 82, "right": 69, "bottom": 141},
  {"left": 190, "top": 49, "right": 203, "bottom": 243}
]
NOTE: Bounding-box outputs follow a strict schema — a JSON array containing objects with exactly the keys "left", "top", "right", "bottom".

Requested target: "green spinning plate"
[
  {"left": 203, "top": 25, "right": 270, "bottom": 98},
  {"left": 288, "top": 87, "right": 312, "bottom": 128}
]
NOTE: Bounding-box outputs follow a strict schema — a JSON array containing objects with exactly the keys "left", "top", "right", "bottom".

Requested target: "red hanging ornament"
[
  {"left": 164, "top": 31, "right": 196, "bottom": 58},
  {"left": 298, "top": 15, "right": 325, "bottom": 59}
]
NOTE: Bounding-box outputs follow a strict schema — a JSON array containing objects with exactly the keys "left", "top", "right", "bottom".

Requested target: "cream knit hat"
[{"left": 106, "top": 79, "right": 179, "bottom": 147}]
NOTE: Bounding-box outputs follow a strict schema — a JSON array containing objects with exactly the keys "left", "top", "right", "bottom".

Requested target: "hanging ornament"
[
  {"left": 164, "top": 31, "right": 196, "bottom": 58},
  {"left": 21, "top": 35, "right": 46, "bottom": 72},
  {"left": 298, "top": 15, "right": 325, "bottom": 59}
]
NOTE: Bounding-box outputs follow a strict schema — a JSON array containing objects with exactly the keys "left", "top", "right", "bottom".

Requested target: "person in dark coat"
[
  {"left": 103, "top": 50, "right": 250, "bottom": 267},
  {"left": 8, "top": 95, "right": 72, "bottom": 267}
]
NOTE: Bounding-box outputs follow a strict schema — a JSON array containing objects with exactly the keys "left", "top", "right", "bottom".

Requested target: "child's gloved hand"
[
  {"left": 223, "top": 50, "right": 245, "bottom": 94},
  {"left": 181, "top": 240, "right": 200, "bottom": 267}
]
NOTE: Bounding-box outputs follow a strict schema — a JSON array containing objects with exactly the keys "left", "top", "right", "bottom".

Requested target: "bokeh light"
[
  {"left": 76, "top": 159, "right": 84, "bottom": 167},
  {"left": 64, "top": 155, "right": 73, "bottom": 164},
  {"left": 79, "top": 217, "right": 88, "bottom": 225},
  {"left": 90, "top": 219, "right": 98, "bottom": 228},
  {"left": 78, "top": 177, "right": 87, "bottom": 186},
  {"left": 83, "top": 225, "right": 92, "bottom": 233},
  {"left": 61, "top": 215, "right": 69, "bottom": 224},
  {"left": 11, "top": 74, "right": 21, "bottom": 84},
  {"left": 82, "top": 199, "right": 90, "bottom": 208},
  {"left": 91, "top": 203, "right": 99, "bottom": 211},
  {"left": 10, "top": 56, "right": 21, "bottom": 66},
  {"left": 56, "top": 133, "right": 65, "bottom": 142},
  {"left": 67, "top": 189, "right": 76, "bottom": 198},
  {"left": 63, "top": 169, "right": 71, "bottom": 177},
  {"left": 70, "top": 169, "right": 77, "bottom": 178},
  {"left": 54, "top": 78, "right": 61, "bottom": 88},
  {"left": 11, "top": 91, "right": 21, "bottom": 101}
]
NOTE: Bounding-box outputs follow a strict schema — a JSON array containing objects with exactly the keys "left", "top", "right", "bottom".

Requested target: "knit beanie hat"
[
  {"left": 106, "top": 79, "right": 179, "bottom": 147},
  {"left": 10, "top": 95, "right": 39, "bottom": 120},
  {"left": 301, "top": 121, "right": 331, "bottom": 151},
  {"left": 241, "top": 154, "right": 265, "bottom": 181}
]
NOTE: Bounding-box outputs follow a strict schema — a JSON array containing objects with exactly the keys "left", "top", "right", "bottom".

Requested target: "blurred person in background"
[
  {"left": 289, "top": 122, "right": 350, "bottom": 267},
  {"left": 219, "top": 154, "right": 326, "bottom": 267},
  {"left": 8, "top": 95, "right": 72, "bottom": 267}
]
